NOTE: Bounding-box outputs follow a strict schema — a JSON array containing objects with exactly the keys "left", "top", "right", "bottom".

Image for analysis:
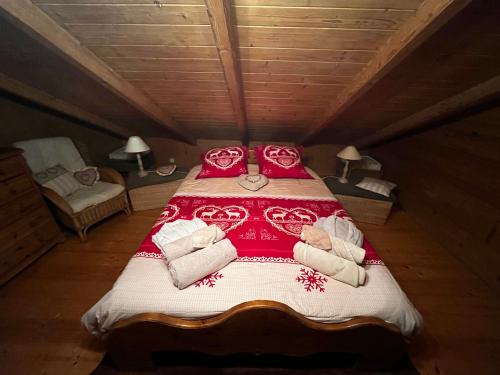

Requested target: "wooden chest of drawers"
[{"left": 0, "top": 148, "right": 64, "bottom": 285}]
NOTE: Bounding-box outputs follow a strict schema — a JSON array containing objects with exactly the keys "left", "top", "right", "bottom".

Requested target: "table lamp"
[
  {"left": 337, "top": 145, "right": 361, "bottom": 184},
  {"left": 125, "top": 136, "right": 150, "bottom": 177}
]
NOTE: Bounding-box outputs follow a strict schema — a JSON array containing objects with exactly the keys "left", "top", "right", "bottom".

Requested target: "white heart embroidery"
[
  {"left": 264, "top": 206, "right": 318, "bottom": 237},
  {"left": 194, "top": 205, "right": 249, "bottom": 232},
  {"left": 205, "top": 147, "right": 244, "bottom": 170},
  {"left": 263, "top": 145, "right": 300, "bottom": 169}
]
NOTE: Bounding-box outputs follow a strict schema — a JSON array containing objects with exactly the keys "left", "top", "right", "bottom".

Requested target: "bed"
[{"left": 82, "top": 164, "right": 422, "bottom": 369}]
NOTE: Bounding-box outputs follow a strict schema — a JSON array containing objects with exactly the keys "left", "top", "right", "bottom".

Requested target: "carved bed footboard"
[{"left": 106, "top": 300, "right": 408, "bottom": 370}]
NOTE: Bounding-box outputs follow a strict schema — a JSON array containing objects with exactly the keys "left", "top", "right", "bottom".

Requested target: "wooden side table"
[
  {"left": 323, "top": 177, "right": 396, "bottom": 225},
  {"left": 126, "top": 169, "right": 187, "bottom": 211}
]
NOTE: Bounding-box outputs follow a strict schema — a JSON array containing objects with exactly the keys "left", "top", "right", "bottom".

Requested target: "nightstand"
[
  {"left": 323, "top": 176, "right": 396, "bottom": 225},
  {"left": 126, "top": 169, "right": 187, "bottom": 211}
]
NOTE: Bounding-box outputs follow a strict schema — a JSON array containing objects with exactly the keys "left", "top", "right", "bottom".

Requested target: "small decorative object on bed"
[
  {"left": 356, "top": 177, "right": 397, "bottom": 198},
  {"left": 255, "top": 145, "right": 312, "bottom": 179},
  {"left": 196, "top": 146, "right": 248, "bottom": 178},
  {"left": 337, "top": 145, "right": 362, "bottom": 183},
  {"left": 125, "top": 136, "right": 151, "bottom": 178},
  {"left": 237, "top": 173, "right": 269, "bottom": 191}
]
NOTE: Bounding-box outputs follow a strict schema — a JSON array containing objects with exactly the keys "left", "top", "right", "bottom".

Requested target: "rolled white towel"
[
  {"left": 159, "top": 225, "right": 226, "bottom": 263},
  {"left": 314, "top": 215, "right": 363, "bottom": 247},
  {"left": 168, "top": 238, "right": 237, "bottom": 289},
  {"left": 329, "top": 236, "right": 366, "bottom": 265},
  {"left": 152, "top": 218, "right": 206, "bottom": 251},
  {"left": 293, "top": 242, "right": 366, "bottom": 287}
]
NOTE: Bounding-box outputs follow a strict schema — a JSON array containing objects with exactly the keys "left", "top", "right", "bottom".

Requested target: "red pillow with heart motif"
[
  {"left": 196, "top": 146, "right": 248, "bottom": 178},
  {"left": 255, "top": 145, "right": 312, "bottom": 179}
]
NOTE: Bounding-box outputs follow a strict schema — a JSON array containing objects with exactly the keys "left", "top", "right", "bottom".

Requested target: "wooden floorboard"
[{"left": 0, "top": 208, "right": 499, "bottom": 374}]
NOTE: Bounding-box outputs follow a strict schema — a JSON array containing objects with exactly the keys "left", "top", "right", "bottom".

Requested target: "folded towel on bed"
[
  {"left": 300, "top": 225, "right": 365, "bottom": 264},
  {"left": 158, "top": 225, "right": 226, "bottom": 263},
  {"left": 168, "top": 238, "right": 237, "bottom": 289},
  {"left": 293, "top": 242, "right": 366, "bottom": 287},
  {"left": 314, "top": 215, "right": 364, "bottom": 247},
  {"left": 329, "top": 236, "right": 366, "bottom": 265},
  {"left": 300, "top": 225, "right": 332, "bottom": 250},
  {"left": 152, "top": 218, "right": 207, "bottom": 253}
]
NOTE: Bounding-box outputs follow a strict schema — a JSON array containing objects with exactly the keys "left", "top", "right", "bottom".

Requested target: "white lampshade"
[
  {"left": 125, "top": 136, "right": 150, "bottom": 153},
  {"left": 337, "top": 145, "right": 361, "bottom": 161}
]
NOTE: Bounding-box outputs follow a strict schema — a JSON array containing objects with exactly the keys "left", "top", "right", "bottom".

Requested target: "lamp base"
[{"left": 338, "top": 177, "right": 348, "bottom": 184}]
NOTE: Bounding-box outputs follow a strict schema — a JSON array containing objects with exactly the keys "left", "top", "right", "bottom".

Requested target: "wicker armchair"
[{"left": 14, "top": 137, "right": 131, "bottom": 242}]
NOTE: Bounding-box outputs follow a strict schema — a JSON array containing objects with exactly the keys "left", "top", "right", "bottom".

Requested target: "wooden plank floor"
[{"left": 0, "top": 208, "right": 499, "bottom": 375}]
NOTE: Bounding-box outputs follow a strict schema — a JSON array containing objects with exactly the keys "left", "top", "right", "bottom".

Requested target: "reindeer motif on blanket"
[
  {"left": 294, "top": 212, "right": 313, "bottom": 222},
  {"left": 225, "top": 209, "right": 241, "bottom": 220},
  {"left": 271, "top": 211, "right": 287, "bottom": 221},
  {"left": 200, "top": 208, "right": 219, "bottom": 219}
]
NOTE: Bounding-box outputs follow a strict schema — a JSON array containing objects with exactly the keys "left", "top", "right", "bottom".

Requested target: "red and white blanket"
[
  {"left": 82, "top": 165, "right": 421, "bottom": 337},
  {"left": 134, "top": 195, "right": 382, "bottom": 265}
]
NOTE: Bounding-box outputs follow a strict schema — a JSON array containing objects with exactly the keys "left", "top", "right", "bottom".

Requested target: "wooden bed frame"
[{"left": 106, "top": 300, "right": 408, "bottom": 370}]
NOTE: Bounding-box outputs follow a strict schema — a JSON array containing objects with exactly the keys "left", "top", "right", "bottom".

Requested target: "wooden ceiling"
[{"left": 2, "top": 0, "right": 492, "bottom": 145}]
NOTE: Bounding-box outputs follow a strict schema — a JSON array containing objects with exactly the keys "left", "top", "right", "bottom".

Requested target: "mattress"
[{"left": 82, "top": 165, "right": 422, "bottom": 336}]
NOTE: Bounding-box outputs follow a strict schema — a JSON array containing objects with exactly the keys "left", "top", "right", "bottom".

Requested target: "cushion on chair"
[
  {"left": 14, "top": 137, "right": 86, "bottom": 173},
  {"left": 74, "top": 166, "right": 100, "bottom": 186},
  {"left": 33, "top": 164, "right": 81, "bottom": 197},
  {"left": 65, "top": 182, "right": 124, "bottom": 213}
]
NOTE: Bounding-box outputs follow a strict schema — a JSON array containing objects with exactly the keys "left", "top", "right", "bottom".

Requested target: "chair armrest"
[
  {"left": 40, "top": 186, "right": 74, "bottom": 215},
  {"left": 98, "top": 167, "right": 126, "bottom": 186}
]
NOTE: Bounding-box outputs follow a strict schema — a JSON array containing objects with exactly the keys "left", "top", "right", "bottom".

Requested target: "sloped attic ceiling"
[
  {"left": 0, "top": 16, "right": 179, "bottom": 140},
  {"left": 3, "top": 0, "right": 496, "bottom": 145}
]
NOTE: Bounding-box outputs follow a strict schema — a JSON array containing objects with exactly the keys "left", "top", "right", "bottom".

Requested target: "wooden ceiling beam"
[
  {"left": 355, "top": 74, "right": 500, "bottom": 149},
  {"left": 205, "top": 0, "right": 248, "bottom": 144},
  {"left": 299, "top": 0, "right": 472, "bottom": 145},
  {"left": 0, "top": 0, "right": 195, "bottom": 145},
  {"left": 0, "top": 73, "right": 132, "bottom": 139}
]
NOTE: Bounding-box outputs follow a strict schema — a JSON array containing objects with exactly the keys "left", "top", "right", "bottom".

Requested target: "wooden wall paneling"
[
  {"left": 157, "top": 96, "right": 232, "bottom": 105},
  {"left": 36, "top": 4, "right": 211, "bottom": 25},
  {"left": 103, "top": 58, "right": 223, "bottom": 73},
  {"left": 356, "top": 74, "right": 500, "bottom": 148},
  {"left": 243, "top": 82, "right": 344, "bottom": 96},
  {"left": 134, "top": 80, "right": 228, "bottom": 91},
  {"left": 0, "top": 0, "right": 194, "bottom": 144},
  {"left": 205, "top": 0, "right": 248, "bottom": 143},
  {"left": 118, "top": 71, "right": 225, "bottom": 81},
  {"left": 32, "top": 0, "right": 206, "bottom": 4},
  {"left": 142, "top": 89, "right": 229, "bottom": 98},
  {"left": 0, "top": 74, "right": 131, "bottom": 138},
  {"left": 0, "top": 95, "right": 123, "bottom": 166},
  {"left": 90, "top": 46, "right": 219, "bottom": 60},
  {"left": 233, "top": 1, "right": 423, "bottom": 8},
  {"left": 300, "top": 0, "right": 472, "bottom": 144},
  {"left": 242, "top": 73, "right": 351, "bottom": 85},
  {"left": 370, "top": 106, "right": 500, "bottom": 293},
  {"left": 144, "top": 137, "right": 243, "bottom": 169},
  {"left": 234, "top": 6, "right": 415, "bottom": 29},
  {"left": 237, "top": 27, "right": 392, "bottom": 50},
  {"left": 303, "top": 144, "right": 345, "bottom": 177},
  {"left": 65, "top": 24, "right": 215, "bottom": 46},
  {"left": 239, "top": 47, "right": 375, "bottom": 64},
  {"left": 246, "top": 97, "right": 330, "bottom": 106},
  {"left": 240, "top": 60, "right": 363, "bottom": 76},
  {"left": 183, "top": 124, "right": 243, "bottom": 141}
]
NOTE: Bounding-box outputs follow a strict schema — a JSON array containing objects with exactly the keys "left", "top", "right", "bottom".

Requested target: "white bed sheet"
[{"left": 82, "top": 165, "right": 422, "bottom": 336}]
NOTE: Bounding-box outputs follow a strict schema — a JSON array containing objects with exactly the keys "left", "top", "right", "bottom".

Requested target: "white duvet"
[{"left": 82, "top": 165, "right": 422, "bottom": 336}]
